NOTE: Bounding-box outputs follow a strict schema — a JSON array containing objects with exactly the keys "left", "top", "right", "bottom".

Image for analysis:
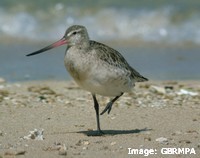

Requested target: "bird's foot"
[{"left": 100, "top": 102, "right": 113, "bottom": 115}]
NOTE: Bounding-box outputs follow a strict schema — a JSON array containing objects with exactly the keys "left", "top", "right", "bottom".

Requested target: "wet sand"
[{"left": 0, "top": 79, "right": 200, "bottom": 157}]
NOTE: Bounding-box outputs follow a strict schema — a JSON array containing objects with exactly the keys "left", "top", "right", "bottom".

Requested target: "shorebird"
[{"left": 27, "top": 25, "right": 148, "bottom": 135}]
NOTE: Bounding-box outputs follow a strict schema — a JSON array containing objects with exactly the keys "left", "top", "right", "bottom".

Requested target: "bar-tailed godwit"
[{"left": 27, "top": 25, "right": 148, "bottom": 135}]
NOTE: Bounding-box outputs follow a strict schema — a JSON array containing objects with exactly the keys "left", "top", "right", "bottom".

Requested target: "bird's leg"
[
  {"left": 100, "top": 93, "right": 123, "bottom": 115},
  {"left": 92, "top": 94, "right": 104, "bottom": 135}
]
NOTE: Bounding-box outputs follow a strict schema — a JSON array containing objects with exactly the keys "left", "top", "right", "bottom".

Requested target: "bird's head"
[{"left": 26, "top": 25, "right": 89, "bottom": 56}]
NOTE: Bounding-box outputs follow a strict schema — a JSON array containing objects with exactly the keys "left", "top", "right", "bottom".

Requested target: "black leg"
[
  {"left": 92, "top": 94, "right": 104, "bottom": 135},
  {"left": 100, "top": 93, "right": 123, "bottom": 115}
]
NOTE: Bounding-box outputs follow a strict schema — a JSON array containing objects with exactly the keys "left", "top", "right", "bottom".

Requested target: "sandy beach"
[
  {"left": 1, "top": 0, "right": 200, "bottom": 157},
  {"left": 0, "top": 79, "right": 199, "bottom": 157}
]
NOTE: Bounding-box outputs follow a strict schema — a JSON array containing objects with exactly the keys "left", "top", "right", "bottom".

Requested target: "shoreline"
[
  {"left": 0, "top": 80, "right": 199, "bottom": 157},
  {"left": 1, "top": 41, "right": 200, "bottom": 82}
]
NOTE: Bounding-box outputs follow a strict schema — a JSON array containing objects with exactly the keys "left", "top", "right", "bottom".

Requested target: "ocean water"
[
  {"left": 0, "top": 0, "right": 200, "bottom": 81},
  {"left": 1, "top": 0, "right": 200, "bottom": 44}
]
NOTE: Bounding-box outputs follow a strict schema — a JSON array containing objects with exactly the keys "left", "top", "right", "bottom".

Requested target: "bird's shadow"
[{"left": 77, "top": 128, "right": 152, "bottom": 136}]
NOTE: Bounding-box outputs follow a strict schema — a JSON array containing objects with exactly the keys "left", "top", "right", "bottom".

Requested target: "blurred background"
[{"left": 0, "top": 0, "right": 200, "bottom": 82}]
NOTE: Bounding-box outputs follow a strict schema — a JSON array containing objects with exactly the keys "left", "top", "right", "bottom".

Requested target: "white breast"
[{"left": 64, "top": 47, "right": 135, "bottom": 96}]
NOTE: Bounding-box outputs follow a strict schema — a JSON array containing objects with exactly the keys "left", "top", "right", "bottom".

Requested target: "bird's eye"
[{"left": 72, "top": 31, "right": 77, "bottom": 35}]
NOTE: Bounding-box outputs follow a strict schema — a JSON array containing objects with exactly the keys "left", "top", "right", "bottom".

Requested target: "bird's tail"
[
  {"left": 136, "top": 75, "right": 148, "bottom": 82},
  {"left": 130, "top": 67, "right": 148, "bottom": 82}
]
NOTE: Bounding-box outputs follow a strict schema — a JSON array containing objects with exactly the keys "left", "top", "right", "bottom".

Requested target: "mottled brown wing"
[{"left": 90, "top": 41, "right": 148, "bottom": 82}]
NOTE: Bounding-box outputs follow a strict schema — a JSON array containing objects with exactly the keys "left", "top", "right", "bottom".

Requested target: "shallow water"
[{"left": 0, "top": 43, "right": 199, "bottom": 82}]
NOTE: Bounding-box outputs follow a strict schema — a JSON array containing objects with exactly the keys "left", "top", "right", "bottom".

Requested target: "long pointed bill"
[{"left": 26, "top": 37, "right": 67, "bottom": 56}]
